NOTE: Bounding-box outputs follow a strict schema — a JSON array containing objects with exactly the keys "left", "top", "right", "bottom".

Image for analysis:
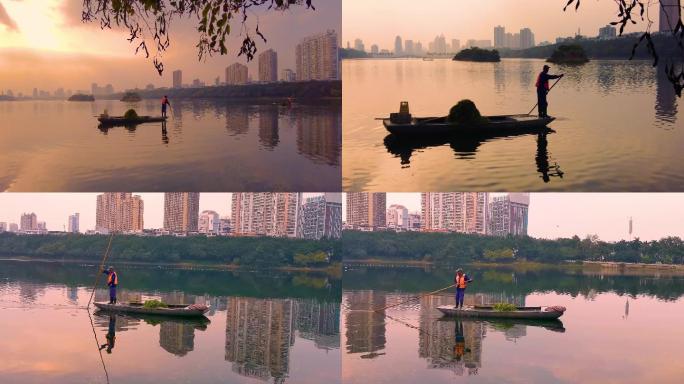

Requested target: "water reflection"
[
  {"left": 344, "top": 291, "right": 386, "bottom": 359},
  {"left": 656, "top": 64, "right": 678, "bottom": 126}
]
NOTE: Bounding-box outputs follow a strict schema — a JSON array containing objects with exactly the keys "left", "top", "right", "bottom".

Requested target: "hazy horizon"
[
  {"left": 0, "top": 0, "right": 340, "bottom": 95},
  {"left": 342, "top": 193, "right": 684, "bottom": 242},
  {"left": 0, "top": 193, "right": 324, "bottom": 232},
  {"left": 343, "top": 0, "right": 659, "bottom": 50}
]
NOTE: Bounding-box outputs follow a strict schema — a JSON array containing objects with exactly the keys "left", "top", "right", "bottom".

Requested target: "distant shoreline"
[{"left": 0, "top": 256, "right": 341, "bottom": 275}]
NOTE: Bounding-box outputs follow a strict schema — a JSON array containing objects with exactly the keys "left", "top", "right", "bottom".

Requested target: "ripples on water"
[
  {"left": 343, "top": 59, "right": 683, "bottom": 191},
  {"left": 0, "top": 99, "right": 341, "bottom": 191}
]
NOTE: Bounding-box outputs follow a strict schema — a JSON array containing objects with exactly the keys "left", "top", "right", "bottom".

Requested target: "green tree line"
[
  {"left": 0, "top": 233, "right": 341, "bottom": 268},
  {"left": 342, "top": 231, "right": 684, "bottom": 265}
]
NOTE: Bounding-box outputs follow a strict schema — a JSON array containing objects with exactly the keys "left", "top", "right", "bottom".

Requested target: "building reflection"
[
  {"left": 225, "top": 297, "right": 296, "bottom": 383},
  {"left": 344, "top": 290, "right": 386, "bottom": 359},
  {"left": 295, "top": 300, "right": 340, "bottom": 350},
  {"left": 655, "top": 64, "right": 678, "bottom": 125},
  {"left": 225, "top": 105, "right": 250, "bottom": 136},
  {"left": 159, "top": 320, "right": 197, "bottom": 356},
  {"left": 258, "top": 105, "right": 280, "bottom": 149},
  {"left": 295, "top": 107, "right": 341, "bottom": 166}
]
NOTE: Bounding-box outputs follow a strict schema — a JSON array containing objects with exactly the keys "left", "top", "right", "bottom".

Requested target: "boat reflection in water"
[{"left": 384, "top": 130, "right": 564, "bottom": 183}]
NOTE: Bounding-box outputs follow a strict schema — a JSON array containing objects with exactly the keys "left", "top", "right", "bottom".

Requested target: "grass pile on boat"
[
  {"left": 492, "top": 303, "right": 517, "bottom": 312},
  {"left": 124, "top": 109, "right": 139, "bottom": 119},
  {"left": 143, "top": 299, "right": 168, "bottom": 309},
  {"left": 447, "top": 99, "right": 488, "bottom": 125}
]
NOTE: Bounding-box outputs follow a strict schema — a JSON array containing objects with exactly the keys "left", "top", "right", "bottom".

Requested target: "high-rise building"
[
  {"left": 298, "top": 193, "right": 342, "bottom": 240},
  {"left": 386, "top": 204, "right": 409, "bottom": 231},
  {"left": 198, "top": 210, "right": 221, "bottom": 235},
  {"left": 346, "top": 193, "right": 386, "bottom": 230},
  {"left": 404, "top": 40, "right": 414, "bottom": 56},
  {"left": 282, "top": 69, "right": 296, "bottom": 82},
  {"left": 432, "top": 34, "right": 447, "bottom": 54},
  {"left": 20, "top": 213, "right": 38, "bottom": 231},
  {"left": 598, "top": 25, "right": 617, "bottom": 40},
  {"left": 231, "top": 193, "right": 301, "bottom": 237},
  {"left": 370, "top": 44, "right": 379, "bottom": 55},
  {"left": 660, "top": 0, "right": 682, "bottom": 33},
  {"left": 494, "top": 25, "right": 506, "bottom": 48},
  {"left": 9, "top": 223, "right": 18, "bottom": 232},
  {"left": 163, "top": 193, "right": 200, "bottom": 233},
  {"left": 296, "top": 30, "right": 339, "bottom": 81},
  {"left": 0, "top": 222, "right": 6, "bottom": 232},
  {"left": 225, "top": 63, "right": 249, "bottom": 85},
  {"left": 68, "top": 213, "right": 80, "bottom": 233},
  {"left": 394, "top": 35, "right": 403, "bottom": 55},
  {"left": 450, "top": 39, "right": 460, "bottom": 53},
  {"left": 408, "top": 213, "right": 421, "bottom": 231},
  {"left": 219, "top": 217, "right": 231, "bottom": 236},
  {"left": 172, "top": 70, "right": 183, "bottom": 88},
  {"left": 354, "top": 38, "right": 365, "bottom": 52},
  {"left": 415, "top": 42, "right": 423, "bottom": 55},
  {"left": 421, "top": 193, "right": 488, "bottom": 234},
  {"left": 258, "top": 49, "right": 278, "bottom": 83},
  {"left": 95, "top": 193, "right": 144, "bottom": 233},
  {"left": 489, "top": 193, "right": 530, "bottom": 237},
  {"left": 520, "top": 28, "right": 535, "bottom": 49}
]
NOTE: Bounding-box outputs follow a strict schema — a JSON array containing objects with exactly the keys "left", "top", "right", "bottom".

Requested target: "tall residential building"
[
  {"left": 489, "top": 193, "right": 530, "bottom": 237},
  {"left": 346, "top": 193, "right": 386, "bottom": 230},
  {"left": 0, "top": 222, "right": 6, "bottom": 232},
  {"left": 394, "top": 35, "right": 403, "bottom": 55},
  {"left": 404, "top": 40, "right": 414, "bottom": 55},
  {"left": 20, "top": 213, "right": 38, "bottom": 231},
  {"left": 198, "top": 210, "right": 221, "bottom": 235},
  {"left": 450, "top": 39, "right": 460, "bottom": 53},
  {"left": 386, "top": 204, "right": 409, "bottom": 231},
  {"left": 68, "top": 213, "right": 80, "bottom": 233},
  {"left": 420, "top": 193, "right": 488, "bottom": 234},
  {"left": 163, "top": 193, "right": 200, "bottom": 233},
  {"left": 95, "top": 193, "right": 144, "bottom": 233},
  {"left": 258, "top": 49, "right": 278, "bottom": 83},
  {"left": 520, "top": 28, "right": 535, "bottom": 49},
  {"left": 9, "top": 223, "right": 18, "bottom": 232},
  {"left": 231, "top": 193, "right": 301, "bottom": 237},
  {"left": 172, "top": 70, "right": 183, "bottom": 88},
  {"left": 432, "top": 34, "right": 447, "bottom": 54},
  {"left": 660, "top": 0, "right": 682, "bottom": 33},
  {"left": 226, "top": 63, "right": 249, "bottom": 85},
  {"left": 353, "top": 38, "right": 365, "bottom": 52},
  {"left": 296, "top": 30, "right": 339, "bottom": 81},
  {"left": 282, "top": 69, "right": 296, "bottom": 82},
  {"left": 370, "top": 44, "right": 379, "bottom": 55},
  {"left": 298, "top": 193, "right": 342, "bottom": 240},
  {"left": 598, "top": 25, "right": 617, "bottom": 40},
  {"left": 408, "top": 213, "right": 421, "bottom": 231},
  {"left": 494, "top": 25, "right": 506, "bottom": 48}
]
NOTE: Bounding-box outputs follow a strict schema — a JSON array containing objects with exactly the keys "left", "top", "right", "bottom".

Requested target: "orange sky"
[{"left": 0, "top": 0, "right": 340, "bottom": 95}]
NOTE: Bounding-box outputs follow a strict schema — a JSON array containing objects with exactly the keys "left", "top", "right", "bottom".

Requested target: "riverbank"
[{"left": 0, "top": 256, "right": 341, "bottom": 275}]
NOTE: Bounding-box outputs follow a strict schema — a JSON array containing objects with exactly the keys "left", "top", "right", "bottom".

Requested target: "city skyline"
[
  {"left": 342, "top": 193, "right": 684, "bottom": 242},
  {"left": 0, "top": 0, "right": 341, "bottom": 94},
  {"left": 0, "top": 193, "right": 323, "bottom": 232},
  {"left": 343, "top": 0, "right": 655, "bottom": 50}
]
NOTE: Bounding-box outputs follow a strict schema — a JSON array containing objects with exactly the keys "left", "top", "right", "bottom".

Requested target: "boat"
[
  {"left": 93, "top": 302, "right": 210, "bottom": 318},
  {"left": 97, "top": 115, "right": 167, "bottom": 127},
  {"left": 383, "top": 114, "right": 555, "bottom": 136},
  {"left": 437, "top": 305, "right": 566, "bottom": 320}
]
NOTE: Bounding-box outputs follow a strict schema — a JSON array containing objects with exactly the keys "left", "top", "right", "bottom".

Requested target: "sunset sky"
[
  {"left": 0, "top": 0, "right": 340, "bottom": 94},
  {"left": 0, "top": 193, "right": 323, "bottom": 231},
  {"left": 342, "top": 193, "right": 684, "bottom": 242},
  {"left": 343, "top": 0, "right": 659, "bottom": 50}
]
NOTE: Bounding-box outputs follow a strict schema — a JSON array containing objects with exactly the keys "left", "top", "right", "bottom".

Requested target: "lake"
[
  {"left": 342, "top": 266, "right": 684, "bottom": 383},
  {"left": 342, "top": 58, "right": 683, "bottom": 191},
  {"left": 0, "top": 260, "right": 341, "bottom": 384},
  {"left": 0, "top": 99, "right": 341, "bottom": 191}
]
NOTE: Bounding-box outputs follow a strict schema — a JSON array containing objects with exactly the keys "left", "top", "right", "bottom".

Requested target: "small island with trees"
[
  {"left": 453, "top": 47, "right": 501, "bottom": 62},
  {"left": 120, "top": 91, "right": 142, "bottom": 102},
  {"left": 547, "top": 44, "right": 590, "bottom": 65},
  {"left": 68, "top": 93, "right": 95, "bottom": 102}
]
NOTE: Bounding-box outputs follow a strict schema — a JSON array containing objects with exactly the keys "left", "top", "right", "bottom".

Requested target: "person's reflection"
[
  {"left": 161, "top": 121, "right": 169, "bottom": 144},
  {"left": 536, "top": 132, "right": 564, "bottom": 183},
  {"left": 99, "top": 315, "right": 117, "bottom": 354},
  {"left": 453, "top": 320, "right": 470, "bottom": 362}
]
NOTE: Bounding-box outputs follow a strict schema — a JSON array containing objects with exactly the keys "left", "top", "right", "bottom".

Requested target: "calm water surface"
[
  {"left": 343, "top": 59, "right": 683, "bottom": 191},
  {"left": 0, "top": 260, "right": 340, "bottom": 383},
  {"left": 342, "top": 266, "right": 684, "bottom": 383},
  {"left": 0, "top": 100, "right": 341, "bottom": 191}
]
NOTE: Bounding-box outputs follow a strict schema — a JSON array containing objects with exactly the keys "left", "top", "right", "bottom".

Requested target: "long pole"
[
  {"left": 528, "top": 77, "right": 563, "bottom": 116},
  {"left": 87, "top": 234, "right": 115, "bottom": 309},
  {"left": 374, "top": 284, "right": 457, "bottom": 312}
]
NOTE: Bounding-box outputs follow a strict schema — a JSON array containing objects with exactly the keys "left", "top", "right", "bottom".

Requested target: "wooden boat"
[
  {"left": 437, "top": 305, "right": 566, "bottom": 320},
  {"left": 97, "top": 115, "right": 167, "bottom": 127},
  {"left": 94, "top": 302, "right": 210, "bottom": 317},
  {"left": 383, "top": 114, "right": 555, "bottom": 136}
]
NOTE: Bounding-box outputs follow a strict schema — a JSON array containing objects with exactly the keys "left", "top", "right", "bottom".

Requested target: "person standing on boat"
[
  {"left": 161, "top": 95, "right": 171, "bottom": 118},
  {"left": 102, "top": 266, "right": 118, "bottom": 305},
  {"left": 536, "top": 65, "right": 564, "bottom": 118},
  {"left": 454, "top": 268, "right": 473, "bottom": 309}
]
